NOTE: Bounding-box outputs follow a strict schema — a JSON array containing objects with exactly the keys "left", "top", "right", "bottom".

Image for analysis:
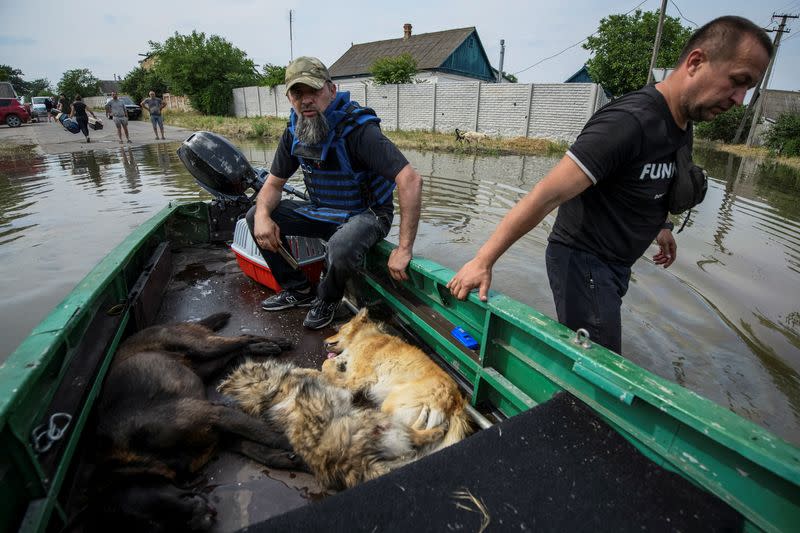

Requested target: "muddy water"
[{"left": 1, "top": 140, "right": 798, "bottom": 445}]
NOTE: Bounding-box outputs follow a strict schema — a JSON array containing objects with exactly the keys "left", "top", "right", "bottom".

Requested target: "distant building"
[
  {"left": 565, "top": 65, "right": 610, "bottom": 98},
  {"left": 139, "top": 54, "right": 158, "bottom": 71},
  {"left": 650, "top": 67, "right": 674, "bottom": 82},
  {"left": 761, "top": 89, "right": 800, "bottom": 121},
  {"left": 99, "top": 80, "right": 121, "bottom": 96},
  {"left": 329, "top": 24, "right": 503, "bottom": 84}
]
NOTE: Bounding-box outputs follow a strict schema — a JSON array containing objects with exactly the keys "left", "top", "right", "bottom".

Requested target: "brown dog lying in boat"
[
  {"left": 89, "top": 313, "right": 299, "bottom": 532},
  {"left": 322, "top": 308, "right": 473, "bottom": 454}
]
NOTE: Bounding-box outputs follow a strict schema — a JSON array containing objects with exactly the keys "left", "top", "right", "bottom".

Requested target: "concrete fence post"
[
  {"left": 431, "top": 83, "right": 437, "bottom": 133},
  {"left": 474, "top": 82, "right": 481, "bottom": 131},
  {"left": 524, "top": 83, "right": 535, "bottom": 138},
  {"left": 588, "top": 83, "right": 599, "bottom": 119}
]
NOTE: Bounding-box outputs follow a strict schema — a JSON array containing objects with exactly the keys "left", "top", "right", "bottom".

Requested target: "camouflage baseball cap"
[{"left": 285, "top": 57, "right": 331, "bottom": 94}]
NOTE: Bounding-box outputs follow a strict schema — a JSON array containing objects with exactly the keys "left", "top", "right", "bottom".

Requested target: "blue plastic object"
[{"left": 451, "top": 326, "right": 479, "bottom": 350}]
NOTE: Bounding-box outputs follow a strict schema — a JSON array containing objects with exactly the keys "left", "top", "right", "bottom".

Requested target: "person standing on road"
[
  {"left": 43, "top": 97, "right": 53, "bottom": 122},
  {"left": 141, "top": 91, "right": 167, "bottom": 140},
  {"left": 105, "top": 92, "right": 132, "bottom": 143},
  {"left": 446, "top": 16, "right": 772, "bottom": 355},
  {"left": 69, "top": 95, "right": 97, "bottom": 143},
  {"left": 57, "top": 94, "right": 70, "bottom": 115}
]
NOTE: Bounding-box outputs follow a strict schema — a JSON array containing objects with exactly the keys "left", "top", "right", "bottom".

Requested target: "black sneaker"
[
  {"left": 302, "top": 298, "right": 340, "bottom": 330},
  {"left": 261, "top": 289, "right": 315, "bottom": 311}
]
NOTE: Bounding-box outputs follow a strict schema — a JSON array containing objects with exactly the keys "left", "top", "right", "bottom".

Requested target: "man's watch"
[{"left": 663, "top": 220, "right": 675, "bottom": 232}]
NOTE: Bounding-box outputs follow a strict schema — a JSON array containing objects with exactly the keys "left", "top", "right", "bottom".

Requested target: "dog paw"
[{"left": 247, "top": 341, "right": 283, "bottom": 356}]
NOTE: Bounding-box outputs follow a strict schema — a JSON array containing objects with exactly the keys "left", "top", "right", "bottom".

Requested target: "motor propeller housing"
[{"left": 177, "top": 131, "right": 266, "bottom": 202}]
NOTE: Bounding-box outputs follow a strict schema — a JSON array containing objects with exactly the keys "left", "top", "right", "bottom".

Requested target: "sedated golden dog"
[
  {"left": 218, "top": 359, "right": 444, "bottom": 490},
  {"left": 322, "top": 308, "right": 472, "bottom": 453}
]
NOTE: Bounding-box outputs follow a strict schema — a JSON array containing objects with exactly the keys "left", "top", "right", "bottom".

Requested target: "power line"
[
  {"left": 512, "top": 0, "right": 651, "bottom": 75},
  {"left": 669, "top": 0, "right": 697, "bottom": 28}
]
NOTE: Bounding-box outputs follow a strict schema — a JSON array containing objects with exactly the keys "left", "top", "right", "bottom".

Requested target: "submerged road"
[{"left": 0, "top": 115, "right": 194, "bottom": 154}]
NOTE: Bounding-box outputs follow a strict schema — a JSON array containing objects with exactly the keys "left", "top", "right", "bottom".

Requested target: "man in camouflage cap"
[{"left": 247, "top": 56, "right": 423, "bottom": 329}]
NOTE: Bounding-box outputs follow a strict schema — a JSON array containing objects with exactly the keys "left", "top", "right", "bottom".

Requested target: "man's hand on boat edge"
[{"left": 447, "top": 257, "right": 492, "bottom": 302}]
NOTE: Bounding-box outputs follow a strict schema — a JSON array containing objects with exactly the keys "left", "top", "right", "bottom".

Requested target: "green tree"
[
  {"left": 25, "top": 79, "right": 53, "bottom": 98},
  {"left": 149, "top": 31, "right": 263, "bottom": 115},
  {"left": 262, "top": 64, "right": 286, "bottom": 88},
  {"left": 57, "top": 68, "right": 102, "bottom": 98},
  {"left": 120, "top": 66, "right": 168, "bottom": 104},
  {"left": 695, "top": 106, "right": 750, "bottom": 143},
  {"left": 583, "top": 10, "right": 692, "bottom": 97},
  {"left": 765, "top": 113, "right": 800, "bottom": 157},
  {"left": 370, "top": 53, "right": 417, "bottom": 85},
  {"left": 0, "top": 65, "right": 28, "bottom": 95}
]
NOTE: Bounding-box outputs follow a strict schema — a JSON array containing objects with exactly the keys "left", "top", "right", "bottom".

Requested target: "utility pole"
[
  {"left": 289, "top": 10, "right": 294, "bottom": 61},
  {"left": 745, "top": 13, "right": 796, "bottom": 147},
  {"left": 646, "top": 0, "right": 669, "bottom": 85},
  {"left": 497, "top": 40, "right": 506, "bottom": 83}
]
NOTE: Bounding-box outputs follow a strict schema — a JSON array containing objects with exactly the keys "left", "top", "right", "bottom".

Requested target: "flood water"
[{"left": 1, "top": 140, "right": 799, "bottom": 445}]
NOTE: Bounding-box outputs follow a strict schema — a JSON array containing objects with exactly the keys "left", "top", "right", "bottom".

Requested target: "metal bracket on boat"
[
  {"left": 573, "top": 328, "right": 592, "bottom": 349},
  {"left": 31, "top": 412, "right": 72, "bottom": 454}
]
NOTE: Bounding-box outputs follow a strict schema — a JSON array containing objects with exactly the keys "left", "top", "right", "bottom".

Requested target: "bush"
[
  {"left": 121, "top": 67, "right": 168, "bottom": 104},
  {"left": 765, "top": 112, "right": 800, "bottom": 157},
  {"left": 695, "top": 105, "right": 749, "bottom": 143},
  {"left": 370, "top": 54, "right": 417, "bottom": 85},
  {"left": 149, "top": 31, "right": 262, "bottom": 116}
]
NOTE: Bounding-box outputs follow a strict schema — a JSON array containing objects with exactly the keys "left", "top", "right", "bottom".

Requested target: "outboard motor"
[
  {"left": 178, "top": 131, "right": 268, "bottom": 240},
  {"left": 178, "top": 131, "right": 267, "bottom": 202}
]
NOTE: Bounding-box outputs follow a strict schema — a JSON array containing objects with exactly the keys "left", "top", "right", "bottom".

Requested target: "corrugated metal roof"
[{"left": 329, "top": 27, "right": 476, "bottom": 78}]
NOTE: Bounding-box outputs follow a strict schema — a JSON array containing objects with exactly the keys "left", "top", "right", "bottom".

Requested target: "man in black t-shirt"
[
  {"left": 246, "top": 56, "right": 422, "bottom": 330},
  {"left": 447, "top": 16, "right": 772, "bottom": 354}
]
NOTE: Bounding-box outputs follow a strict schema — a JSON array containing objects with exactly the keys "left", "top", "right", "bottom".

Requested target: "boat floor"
[
  {"left": 76, "top": 243, "right": 741, "bottom": 531},
  {"left": 156, "top": 243, "right": 341, "bottom": 529}
]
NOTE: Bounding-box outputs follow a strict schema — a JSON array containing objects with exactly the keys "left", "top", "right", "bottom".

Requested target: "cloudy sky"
[{"left": 3, "top": 0, "right": 799, "bottom": 92}]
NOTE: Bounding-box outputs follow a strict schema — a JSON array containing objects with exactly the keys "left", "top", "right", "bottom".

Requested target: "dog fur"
[
  {"left": 455, "top": 128, "right": 489, "bottom": 144},
  {"left": 90, "top": 312, "right": 299, "bottom": 532},
  {"left": 218, "top": 359, "right": 444, "bottom": 490},
  {"left": 322, "top": 309, "right": 472, "bottom": 453}
]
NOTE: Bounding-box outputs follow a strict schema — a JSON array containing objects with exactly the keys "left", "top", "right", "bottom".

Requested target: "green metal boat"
[{"left": 1, "top": 199, "right": 798, "bottom": 533}]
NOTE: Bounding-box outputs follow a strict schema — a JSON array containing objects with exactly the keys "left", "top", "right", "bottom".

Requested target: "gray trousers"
[{"left": 246, "top": 200, "right": 392, "bottom": 302}]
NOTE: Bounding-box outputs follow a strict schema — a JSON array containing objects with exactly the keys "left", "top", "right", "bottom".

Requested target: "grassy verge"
[
  {"left": 162, "top": 111, "right": 569, "bottom": 157},
  {"left": 0, "top": 143, "right": 38, "bottom": 161},
  {"left": 698, "top": 139, "right": 800, "bottom": 171}
]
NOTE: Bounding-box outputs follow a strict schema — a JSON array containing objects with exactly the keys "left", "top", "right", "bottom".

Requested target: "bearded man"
[{"left": 246, "top": 57, "right": 423, "bottom": 329}]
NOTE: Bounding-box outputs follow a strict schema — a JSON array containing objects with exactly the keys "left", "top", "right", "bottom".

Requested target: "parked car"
[
  {"left": 30, "top": 96, "right": 50, "bottom": 121},
  {"left": 105, "top": 95, "right": 142, "bottom": 120},
  {"left": 0, "top": 97, "right": 31, "bottom": 127}
]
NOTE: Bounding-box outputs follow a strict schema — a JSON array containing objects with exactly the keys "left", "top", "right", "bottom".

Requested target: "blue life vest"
[{"left": 288, "top": 92, "right": 396, "bottom": 224}]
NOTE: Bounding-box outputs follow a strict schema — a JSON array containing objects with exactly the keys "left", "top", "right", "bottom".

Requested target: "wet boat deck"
[{"left": 154, "top": 243, "right": 343, "bottom": 530}]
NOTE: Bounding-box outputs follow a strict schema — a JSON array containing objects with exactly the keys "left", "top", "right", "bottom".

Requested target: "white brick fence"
[{"left": 232, "top": 81, "right": 610, "bottom": 143}]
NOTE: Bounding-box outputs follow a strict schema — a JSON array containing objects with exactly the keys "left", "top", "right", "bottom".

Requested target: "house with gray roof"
[{"left": 329, "top": 24, "right": 503, "bottom": 84}]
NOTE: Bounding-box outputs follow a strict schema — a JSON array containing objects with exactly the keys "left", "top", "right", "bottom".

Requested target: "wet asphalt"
[{"left": 0, "top": 114, "right": 194, "bottom": 154}]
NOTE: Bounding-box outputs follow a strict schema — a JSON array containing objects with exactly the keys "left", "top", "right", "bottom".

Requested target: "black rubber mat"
[{"left": 252, "top": 392, "right": 741, "bottom": 532}]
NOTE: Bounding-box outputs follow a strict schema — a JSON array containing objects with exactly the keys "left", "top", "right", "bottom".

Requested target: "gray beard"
[{"left": 295, "top": 112, "right": 330, "bottom": 145}]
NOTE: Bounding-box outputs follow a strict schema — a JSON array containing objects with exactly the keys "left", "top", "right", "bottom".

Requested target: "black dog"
[{"left": 88, "top": 312, "right": 299, "bottom": 532}]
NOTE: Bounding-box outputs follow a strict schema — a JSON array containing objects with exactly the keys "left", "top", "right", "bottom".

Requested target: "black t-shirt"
[
  {"left": 72, "top": 101, "right": 87, "bottom": 118},
  {"left": 549, "top": 85, "right": 691, "bottom": 266},
  {"left": 270, "top": 121, "right": 409, "bottom": 214}
]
